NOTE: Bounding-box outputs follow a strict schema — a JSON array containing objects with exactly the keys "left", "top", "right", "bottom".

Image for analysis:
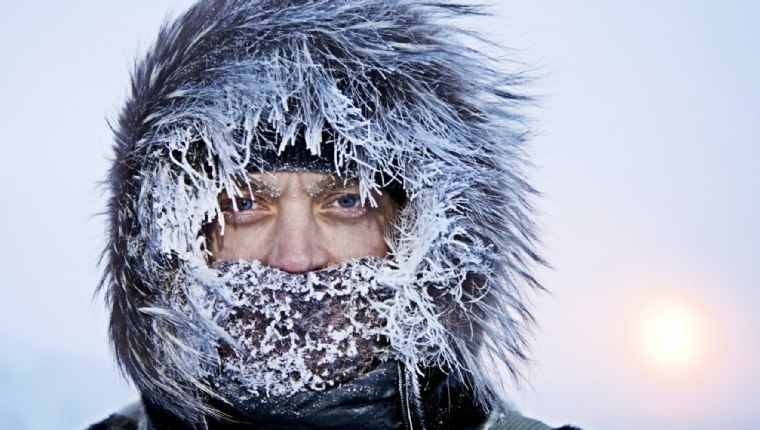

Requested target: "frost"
[
  {"left": 108, "top": 0, "right": 542, "bottom": 421},
  {"left": 195, "top": 258, "right": 391, "bottom": 396}
]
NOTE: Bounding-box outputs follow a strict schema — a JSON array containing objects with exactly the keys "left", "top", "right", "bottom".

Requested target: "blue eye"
[
  {"left": 336, "top": 195, "right": 359, "bottom": 208},
  {"left": 236, "top": 198, "right": 254, "bottom": 210},
  {"left": 225, "top": 198, "right": 254, "bottom": 211}
]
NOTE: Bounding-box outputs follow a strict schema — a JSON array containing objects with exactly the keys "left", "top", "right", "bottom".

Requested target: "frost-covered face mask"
[{"left": 198, "top": 257, "right": 392, "bottom": 397}]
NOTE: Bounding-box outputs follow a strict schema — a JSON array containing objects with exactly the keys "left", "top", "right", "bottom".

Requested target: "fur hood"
[{"left": 102, "top": 0, "right": 543, "bottom": 424}]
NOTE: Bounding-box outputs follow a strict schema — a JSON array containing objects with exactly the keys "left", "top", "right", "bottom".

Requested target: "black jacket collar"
[{"left": 142, "top": 361, "right": 487, "bottom": 430}]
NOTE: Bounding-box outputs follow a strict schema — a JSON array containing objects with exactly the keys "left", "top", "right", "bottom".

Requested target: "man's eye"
[
  {"left": 334, "top": 195, "right": 360, "bottom": 208},
  {"left": 224, "top": 198, "right": 254, "bottom": 211}
]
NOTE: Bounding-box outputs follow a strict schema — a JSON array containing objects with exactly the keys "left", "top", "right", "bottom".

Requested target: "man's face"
[{"left": 207, "top": 171, "right": 396, "bottom": 272}]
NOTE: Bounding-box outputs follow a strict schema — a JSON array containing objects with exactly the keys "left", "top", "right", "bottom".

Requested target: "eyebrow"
[
  {"left": 241, "top": 175, "right": 278, "bottom": 192},
  {"left": 312, "top": 176, "right": 360, "bottom": 191},
  {"left": 223, "top": 176, "right": 274, "bottom": 199}
]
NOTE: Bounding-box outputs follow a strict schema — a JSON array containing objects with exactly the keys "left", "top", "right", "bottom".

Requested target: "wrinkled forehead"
[{"left": 237, "top": 171, "right": 360, "bottom": 197}]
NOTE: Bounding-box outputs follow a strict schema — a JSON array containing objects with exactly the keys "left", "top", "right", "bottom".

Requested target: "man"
[{"left": 91, "top": 1, "right": 580, "bottom": 429}]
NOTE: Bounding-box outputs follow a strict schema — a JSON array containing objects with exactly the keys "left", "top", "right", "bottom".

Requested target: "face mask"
[{"left": 196, "top": 257, "right": 392, "bottom": 397}]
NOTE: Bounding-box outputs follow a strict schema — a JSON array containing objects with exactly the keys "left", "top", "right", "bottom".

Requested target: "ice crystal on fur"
[{"left": 102, "top": 0, "right": 542, "bottom": 424}]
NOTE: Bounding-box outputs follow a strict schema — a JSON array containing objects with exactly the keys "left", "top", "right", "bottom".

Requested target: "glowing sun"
[{"left": 634, "top": 300, "right": 710, "bottom": 375}]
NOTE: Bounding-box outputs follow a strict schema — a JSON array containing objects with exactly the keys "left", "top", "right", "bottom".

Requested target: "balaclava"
[{"left": 102, "top": 0, "right": 542, "bottom": 427}]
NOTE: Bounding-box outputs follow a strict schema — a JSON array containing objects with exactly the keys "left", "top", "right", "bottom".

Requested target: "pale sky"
[{"left": 0, "top": 1, "right": 758, "bottom": 429}]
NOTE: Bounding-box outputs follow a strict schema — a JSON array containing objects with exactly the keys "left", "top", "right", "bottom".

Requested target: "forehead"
[{"left": 243, "top": 171, "right": 359, "bottom": 192}]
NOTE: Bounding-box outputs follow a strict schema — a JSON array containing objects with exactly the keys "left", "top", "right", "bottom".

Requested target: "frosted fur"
[{"left": 102, "top": 0, "right": 542, "bottom": 424}]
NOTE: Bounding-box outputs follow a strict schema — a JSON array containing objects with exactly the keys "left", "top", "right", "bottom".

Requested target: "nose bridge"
[{"left": 268, "top": 199, "right": 325, "bottom": 273}]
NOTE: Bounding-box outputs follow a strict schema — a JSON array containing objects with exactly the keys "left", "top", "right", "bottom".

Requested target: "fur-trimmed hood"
[{"left": 102, "top": 0, "right": 542, "bottom": 425}]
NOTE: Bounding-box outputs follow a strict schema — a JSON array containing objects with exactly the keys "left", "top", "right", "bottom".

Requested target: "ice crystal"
[{"left": 197, "top": 258, "right": 391, "bottom": 395}]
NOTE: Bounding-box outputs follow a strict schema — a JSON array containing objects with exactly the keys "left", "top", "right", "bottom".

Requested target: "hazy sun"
[{"left": 634, "top": 300, "right": 710, "bottom": 375}]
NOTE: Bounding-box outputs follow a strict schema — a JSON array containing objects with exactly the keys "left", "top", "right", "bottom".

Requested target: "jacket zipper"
[{"left": 398, "top": 362, "right": 415, "bottom": 430}]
